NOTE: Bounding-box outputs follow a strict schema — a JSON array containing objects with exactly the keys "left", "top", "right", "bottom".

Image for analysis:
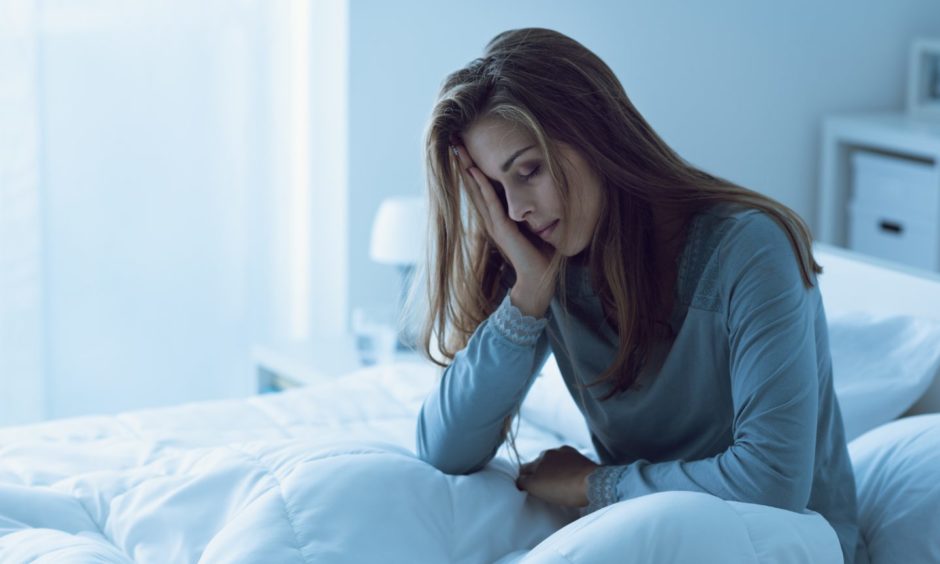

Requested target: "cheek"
[
  {"left": 568, "top": 196, "right": 593, "bottom": 231},
  {"left": 566, "top": 187, "right": 603, "bottom": 247},
  {"left": 530, "top": 181, "right": 560, "bottom": 213},
  {"left": 579, "top": 183, "right": 604, "bottom": 229}
]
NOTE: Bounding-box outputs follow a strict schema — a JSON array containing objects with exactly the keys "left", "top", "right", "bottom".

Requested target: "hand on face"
[
  {"left": 452, "top": 143, "right": 555, "bottom": 279},
  {"left": 515, "top": 445, "right": 599, "bottom": 508}
]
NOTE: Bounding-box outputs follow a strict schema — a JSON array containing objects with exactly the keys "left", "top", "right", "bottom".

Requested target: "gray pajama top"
[{"left": 416, "top": 203, "right": 859, "bottom": 562}]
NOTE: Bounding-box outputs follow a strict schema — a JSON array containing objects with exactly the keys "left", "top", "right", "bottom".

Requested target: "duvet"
[{"left": 0, "top": 363, "right": 846, "bottom": 562}]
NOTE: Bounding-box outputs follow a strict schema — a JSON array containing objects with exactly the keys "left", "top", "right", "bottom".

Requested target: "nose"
[{"left": 505, "top": 189, "right": 534, "bottom": 223}]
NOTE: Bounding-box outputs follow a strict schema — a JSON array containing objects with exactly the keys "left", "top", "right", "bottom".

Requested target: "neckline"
[
  {"left": 674, "top": 210, "right": 704, "bottom": 301},
  {"left": 565, "top": 210, "right": 703, "bottom": 301}
]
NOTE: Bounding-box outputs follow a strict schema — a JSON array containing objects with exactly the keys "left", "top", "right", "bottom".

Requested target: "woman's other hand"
[
  {"left": 515, "top": 445, "right": 599, "bottom": 508},
  {"left": 452, "top": 143, "right": 556, "bottom": 317}
]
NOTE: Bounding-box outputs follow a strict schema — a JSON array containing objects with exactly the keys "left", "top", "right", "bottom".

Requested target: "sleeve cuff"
[
  {"left": 581, "top": 465, "right": 628, "bottom": 515},
  {"left": 491, "top": 294, "right": 549, "bottom": 347}
]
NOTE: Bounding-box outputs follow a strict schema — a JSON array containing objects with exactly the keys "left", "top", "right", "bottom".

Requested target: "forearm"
[
  {"left": 583, "top": 437, "right": 815, "bottom": 515},
  {"left": 416, "top": 294, "right": 550, "bottom": 474}
]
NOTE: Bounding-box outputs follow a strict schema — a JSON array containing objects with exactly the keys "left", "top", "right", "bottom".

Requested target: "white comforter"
[{"left": 0, "top": 362, "right": 841, "bottom": 563}]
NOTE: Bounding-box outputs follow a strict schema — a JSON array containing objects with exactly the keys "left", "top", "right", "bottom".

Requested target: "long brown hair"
[{"left": 416, "top": 28, "right": 821, "bottom": 399}]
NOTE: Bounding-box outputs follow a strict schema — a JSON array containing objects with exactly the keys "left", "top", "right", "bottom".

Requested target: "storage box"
[{"left": 848, "top": 151, "right": 940, "bottom": 271}]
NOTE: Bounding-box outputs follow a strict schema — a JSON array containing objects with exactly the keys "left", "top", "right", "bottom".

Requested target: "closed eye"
[{"left": 520, "top": 164, "right": 541, "bottom": 182}]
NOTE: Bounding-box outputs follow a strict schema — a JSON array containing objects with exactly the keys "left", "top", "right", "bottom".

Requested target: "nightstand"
[
  {"left": 817, "top": 111, "right": 940, "bottom": 272},
  {"left": 253, "top": 335, "right": 362, "bottom": 393},
  {"left": 252, "top": 335, "right": 425, "bottom": 393}
]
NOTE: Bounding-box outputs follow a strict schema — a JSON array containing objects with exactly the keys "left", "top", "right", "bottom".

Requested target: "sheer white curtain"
[
  {"left": 0, "top": 0, "right": 44, "bottom": 425},
  {"left": 0, "top": 0, "right": 348, "bottom": 423}
]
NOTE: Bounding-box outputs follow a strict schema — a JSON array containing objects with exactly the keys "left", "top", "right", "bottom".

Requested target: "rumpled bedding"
[{"left": 0, "top": 362, "right": 842, "bottom": 563}]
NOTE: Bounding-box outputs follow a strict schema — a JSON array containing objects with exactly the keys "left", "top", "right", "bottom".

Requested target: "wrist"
[
  {"left": 492, "top": 294, "right": 548, "bottom": 348},
  {"left": 509, "top": 282, "right": 553, "bottom": 318},
  {"left": 578, "top": 465, "right": 598, "bottom": 508}
]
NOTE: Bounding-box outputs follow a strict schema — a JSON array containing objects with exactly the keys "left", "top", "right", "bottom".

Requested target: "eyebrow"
[{"left": 501, "top": 145, "right": 536, "bottom": 173}]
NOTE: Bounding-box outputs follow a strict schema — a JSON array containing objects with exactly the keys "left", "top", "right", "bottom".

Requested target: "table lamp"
[{"left": 369, "top": 196, "right": 426, "bottom": 350}]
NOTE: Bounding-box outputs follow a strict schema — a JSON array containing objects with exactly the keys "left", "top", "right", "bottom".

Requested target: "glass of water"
[{"left": 352, "top": 306, "right": 398, "bottom": 366}]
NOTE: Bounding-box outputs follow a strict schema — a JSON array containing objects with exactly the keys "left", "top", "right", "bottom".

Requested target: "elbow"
[
  {"left": 420, "top": 454, "right": 485, "bottom": 476},
  {"left": 415, "top": 442, "right": 485, "bottom": 476},
  {"left": 726, "top": 441, "right": 813, "bottom": 512},
  {"left": 415, "top": 432, "right": 455, "bottom": 474},
  {"left": 415, "top": 417, "right": 488, "bottom": 476},
  {"left": 742, "top": 467, "right": 812, "bottom": 512},
  {"left": 752, "top": 488, "right": 808, "bottom": 513}
]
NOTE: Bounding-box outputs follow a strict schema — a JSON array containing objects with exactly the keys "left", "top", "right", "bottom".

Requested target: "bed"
[{"left": 1, "top": 242, "right": 939, "bottom": 563}]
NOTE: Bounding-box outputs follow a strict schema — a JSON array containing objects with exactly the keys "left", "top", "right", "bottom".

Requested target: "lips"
[{"left": 532, "top": 219, "right": 559, "bottom": 239}]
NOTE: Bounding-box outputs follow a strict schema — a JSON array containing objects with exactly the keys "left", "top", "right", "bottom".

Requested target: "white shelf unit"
[{"left": 817, "top": 112, "right": 940, "bottom": 272}]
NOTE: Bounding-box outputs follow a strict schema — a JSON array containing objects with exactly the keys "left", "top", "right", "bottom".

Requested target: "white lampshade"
[{"left": 369, "top": 196, "right": 426, "bottom": 265}]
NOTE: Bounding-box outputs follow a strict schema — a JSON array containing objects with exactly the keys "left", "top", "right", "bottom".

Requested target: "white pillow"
[
  {"left": 829, "top": 313, "right": 940, "bottom": 441},
  {"left": 849, "top": 414, "right": 940, "bottom": 564}
]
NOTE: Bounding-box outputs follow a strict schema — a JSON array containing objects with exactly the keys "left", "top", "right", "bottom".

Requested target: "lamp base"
[{"left": 396, "top": 264, "right": 418, "bottom": 352}]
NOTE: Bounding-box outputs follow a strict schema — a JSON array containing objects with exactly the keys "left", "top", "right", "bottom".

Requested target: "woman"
[{"left": 414, "top": 28, "right": 858, "bottom": 563}]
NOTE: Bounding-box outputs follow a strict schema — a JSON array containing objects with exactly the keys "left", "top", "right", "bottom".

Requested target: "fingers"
[
  {"left": 452, "top": 142, "right": 473, "bottom": 170},
  {"left": 452, "top": 145, "right": 507, "bottom": 230},
  {"left": 451, "top": 145, "right": 491, "bottom": 230},
  {"left": 465, "top": 168, "right": 493, "bottom": 224},
  {"left": 519, "top": 451, "right": 546, "bottom": 476},
  {"left": 470, "top": 167, "right": 506, "bottom": 224},
  {"left": 516, "top": 461, "right": 536, "bottom": 491}
]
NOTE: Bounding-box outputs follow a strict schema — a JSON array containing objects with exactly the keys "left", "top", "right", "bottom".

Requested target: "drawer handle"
[{"left": 878, "top": 220, "right": 903, "bottom": 235}]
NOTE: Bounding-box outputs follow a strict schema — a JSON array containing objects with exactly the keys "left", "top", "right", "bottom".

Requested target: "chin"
[
  {"left": 556, "top": 246, "right": 581, "bottom": 258},
  {"left": 556, "top": 238, "right": 590, "bottom": 258}
]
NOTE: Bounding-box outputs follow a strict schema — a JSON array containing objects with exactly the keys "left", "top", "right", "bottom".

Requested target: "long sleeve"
[
  {"left": 585, "top": 213, "right": 819, "bottom": 514},
  {"left": 416, "top": 294, "right": 553, "bottom": 475}
]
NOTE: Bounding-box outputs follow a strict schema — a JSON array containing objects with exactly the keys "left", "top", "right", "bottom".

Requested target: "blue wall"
[{"left": 348, "top": 0, "right": 940, "bottom": 317}]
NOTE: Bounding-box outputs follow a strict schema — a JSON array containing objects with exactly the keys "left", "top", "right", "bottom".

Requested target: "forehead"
[{"left": 462, "top": 116, "right": 536, "bottom": 176}]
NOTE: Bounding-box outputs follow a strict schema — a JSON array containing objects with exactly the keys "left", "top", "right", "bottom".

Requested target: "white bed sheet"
[{"left": 0, "top": 361, "right": 843, "bottom": 563}]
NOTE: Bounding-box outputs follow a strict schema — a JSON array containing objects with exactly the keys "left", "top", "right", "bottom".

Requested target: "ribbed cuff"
[
  {"left": 491, "top": 294, "right": 548, "bottom": 347},
  {"left": 581, "top": 465, "right": 627, "bottom": 515}
]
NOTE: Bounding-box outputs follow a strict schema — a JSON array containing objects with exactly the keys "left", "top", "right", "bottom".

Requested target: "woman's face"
[{"left": 461, "top": 116, "right": 603, "bottom": 257}]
